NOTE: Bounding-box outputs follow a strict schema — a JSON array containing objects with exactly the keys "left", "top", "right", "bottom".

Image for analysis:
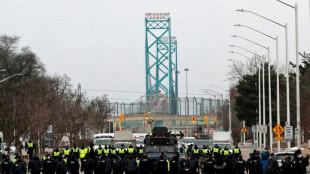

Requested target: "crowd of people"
[{"left": 0, "top": 141, "right": 310, "bottom": 174}]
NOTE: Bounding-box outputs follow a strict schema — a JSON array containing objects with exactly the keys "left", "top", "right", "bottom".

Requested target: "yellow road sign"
[
  {"left": 273, "top": 124, "right": 284, "bottom": 135},
  {"left": 241, "top": 128, "right": 247, "bottom": 133},
  {"left": 275, "top": 136, "right": 283, "bottom": 141}
]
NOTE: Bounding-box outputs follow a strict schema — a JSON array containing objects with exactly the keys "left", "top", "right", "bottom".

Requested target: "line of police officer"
[{"left": 2, "top": 143, "right": 309, "bottom": 174}]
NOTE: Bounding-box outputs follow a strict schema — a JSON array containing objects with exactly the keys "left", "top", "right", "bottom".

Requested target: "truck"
[
  {"left": 212, "top": 131, "right": 232, "bottom": 151},
  {"left": 144, "top": 127, "right": 179, "bottom": 160}
]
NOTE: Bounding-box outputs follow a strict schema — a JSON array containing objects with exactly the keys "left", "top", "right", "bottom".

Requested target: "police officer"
[
  {"left": 79, "top": 145, "right": 87, "bottom": 165},
  {"left": 280, "top": 153, "right": 292, "bottom": 174},
  {"left": 127, "top": 144, "right": 135, "bottom": 157},
  {"left": 81, "top": 154, "right": 93, "bottom": 174},
  {"left": 43, "top": 155, "right": 55, "bottom": 174},
  {"left": 53, "top": 147, "right": 61, "bottom": 160},
  {"left": 11, "top": 156, "right": 27, "bottom": 174},
  {"left": 97, "top": 153, "right": 111, "bottom": 174},
  {"left": 292, "top": 149, "right": 309, "bottom": 174},
  {"left": 223, "top": 147, "right": 230, "bottom": 157},
  {"left": 212, "top": 144, "right": 221, "bottom": 160},
  {"left": 124, "top": 154, "right": 137, "bottom": 174},
  {"left": 139, "top": 152, "right": 152, "bottom": 174},
  {"left": 170, "top": 153, "right": 180, "bottom": 174},
  {"left": 111, "top": 154, "right": 123, "bottom": 174},
  {"left": 55, "top": 156, "right": 67, "bottom": 174},
  {"left": 137, "top": 145, "right": 144, "bottom": 158},
  {"left": 88, "top": 143, "right": 96, "bottom": 158},
  {"left": 233, "top": 155, "right": 247, "bottom": 174},
  {"left": 63, "top": 146, "right": 70, "bottom": 158},
  {"left": 156, "top": 152, "right": 168, "bottom": 174},
  {"left": 71, "top": 144, "right": 79, "bottom": 158},
  {"left": 118, "top": 144, "right": 126, "bottom": 159},
  {"left": 28, "top": 154, "right": 42, "bottom": 174},
  {"left": 26, "top": 139, "right": 35, "bottom": 159},
  {"left": 1, "top": 155, "right": 12, "bottom": 174},
  {"left": 42, "top": 152, "right": 49, "bottom": 162},
  {"left": 186, "top": 154, "right": 199, "bottom": 174},
  {"left": 192, "top": 145, "right": 200, "bottom": 159},
  {"left": 110, "top": 145, "right": 117, "bottom": 159},
  {"left": 67, "top": 155, "right": 80, "bottom": 174},
  {"left": 233, "top": 145, "right": 241, "bottom": 159},
  {"left": 204, "top": 154, "right": 216, "bottom": 174},
  {"left": 103, "top": 145, "right": 110, "bottom": 158},
  {"left": 247, "top": 151, "right": 262, "bottom": 174},
  {"left": 96, "top": 145, "right": 103, "bottom": 156}
]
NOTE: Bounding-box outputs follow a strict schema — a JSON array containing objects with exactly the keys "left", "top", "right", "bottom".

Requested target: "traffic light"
[
  {"left": 192, "top": 116, "right": 196, "bottom": 123},
  {"left": 145, "top": 113, "right": 149, "bottom": 122},
  {"left": 120, "top": 113, "right": 124, "bottom": 122},
  {"left": 214, "top": 115, "right": 218, "bottom": 122},
  {"left": 204, "top": 115, "right": 208, "bottom": 125}
]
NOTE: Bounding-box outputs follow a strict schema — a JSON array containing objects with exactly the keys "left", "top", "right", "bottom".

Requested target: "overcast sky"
[{"left": 1, "top": 0, "right": 309, "bottom": 102}]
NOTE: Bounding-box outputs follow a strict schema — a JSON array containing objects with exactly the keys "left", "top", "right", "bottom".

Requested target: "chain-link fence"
[{"left": 108, "top": 97, "right": 226, "bottom": 116}]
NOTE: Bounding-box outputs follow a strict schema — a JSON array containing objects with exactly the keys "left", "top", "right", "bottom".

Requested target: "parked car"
[{"left": 274, "top": 151, "right": 294, "bottom": 166}]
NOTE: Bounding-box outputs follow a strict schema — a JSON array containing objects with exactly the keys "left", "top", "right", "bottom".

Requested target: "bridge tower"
[{"left": 145, "top": 13, "right": 178, "bottom": 114}]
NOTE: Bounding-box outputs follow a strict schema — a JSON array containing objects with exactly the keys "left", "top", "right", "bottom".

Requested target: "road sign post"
[{"left": 284, "top": 126, "right": 293, "bottom": 142}]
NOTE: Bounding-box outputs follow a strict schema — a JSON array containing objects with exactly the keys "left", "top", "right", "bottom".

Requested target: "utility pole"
[{"left": 184, "top": 68, "right": 189, "bottom": 98}]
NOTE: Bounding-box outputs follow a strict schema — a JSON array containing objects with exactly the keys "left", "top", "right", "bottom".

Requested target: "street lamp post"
[
  {"left": 184, "top": 68, "right": 189, "bottom": 98},
  {"left": 276, "top": 0, "right": 301, "bottom": 150},
  {"left": 236, "top": 8, "right": 290, "bottom": 151},
  {"left": 230, "top": 45, "right": 266, "bottom": 149},
  {"left": 232, "top": 27, "right": 276, "bottom": 152}
]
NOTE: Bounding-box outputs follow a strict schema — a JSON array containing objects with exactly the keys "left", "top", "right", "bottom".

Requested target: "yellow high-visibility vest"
[
  {"left": 64, "top": 149, "right": 70, "bottom": 156},
  {"left": 139, "top": 149, "right": 143, "bottom": 154},
  {"left": 128, "top": 148, "right": 134, "bottom": 153},
  {"left": 193, "top": 149, "right": 199, "bottom": 154},
  {"left": 28, "top": 142, "right": 34, "bottom": 148},
  {"left": 224, "top": 150, "right": 230, "bottom": 156},
  {"left": 110, "top": 149, "right": 116, "bottom": 154},
  {"left": 54, "top": 151, "right": 60, "bottom": 157},
  {"left": 79, "top": 149, "right": 87, "bottom": 158},
  {"left": 104, "top": 149, "right": 110, "bottom": 154},
  {"left": 119, "top": 148, "right": 125, "bottom": 154},
  {"left": 234, "top": 148, "right": 240, "bottom": 153},
  {"left": 202, "top": 149, "right": 207, "bottom": 154},
  {"left": 213, "top": 148, "right": 219, "bottom": 153},
  {"left": 72, "top": 148, "right": 79, "bottom": 153},
  {"left": 97, "top": 149, "right": 103, "bottom": 155}
]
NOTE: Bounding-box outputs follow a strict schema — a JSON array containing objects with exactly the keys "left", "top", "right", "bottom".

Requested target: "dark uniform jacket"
[
  {"left": 139, "top": 156, "right": 152, "bottom": 174},
  {"left": 292, "top": 156, "right": 309, "bottom": 174},
  {"left": 28, "top": 157, "right": 42, "bottom": 173},
  {"left": 11, "top": 161, "right": 27, "bottom": 174}
]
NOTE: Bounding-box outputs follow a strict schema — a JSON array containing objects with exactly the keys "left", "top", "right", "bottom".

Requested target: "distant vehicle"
[
  {"left": 274, "top": 152, "right": 294, "bottom": 166},
  {"left": 194, "top": 140, "right": 212, "bottom": 148},
  {"left": 181, "top": 137, "right": 196, "bottom": 147},
  {"left": 135, "top": 139, "right": 144, "bottom": 147},
  {"left": 114, "top": 142, "right": 131, "bottom": 150},
  {"left": 9, "top": 144, "right": 16, "bottom": 154},
  {"left": 93, "top": 133, "right": 114, "bottom": 149},
  {"left": 133, "top": 133, "right": 147, "bottom": 139},
  {"left": 212, "top": 131, "right": 232, "bottom": 151}
]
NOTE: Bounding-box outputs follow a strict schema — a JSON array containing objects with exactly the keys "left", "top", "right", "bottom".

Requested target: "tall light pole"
[
  {"left": 234, "top": 24, "right": 280, "bottom": 151},
  {"left": 276, "top": 0, "right": 301, "bottom": 150},
  {"left": 236, "top": 9, "right": 290, "bottom": 151},
  {"left": 184, "top": 68, "right": 189, "bottom": 98},
  {"left": 230, "top": 45, "right": 267, "bottom": 148}
]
